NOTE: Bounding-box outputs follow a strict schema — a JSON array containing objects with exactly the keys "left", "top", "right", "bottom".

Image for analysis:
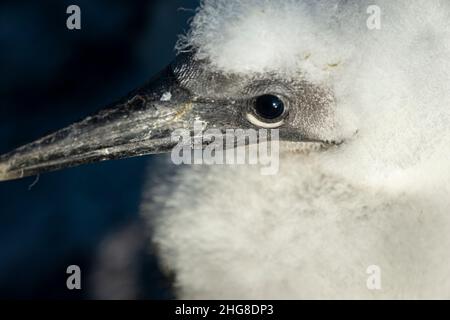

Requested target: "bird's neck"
[{"left": 145, "top": 154, "right": 450, "bottom": 299}]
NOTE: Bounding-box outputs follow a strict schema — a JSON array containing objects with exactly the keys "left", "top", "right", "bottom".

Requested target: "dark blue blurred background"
[{"left": 0, "top": 0, "right": 198, "bottom": 299}]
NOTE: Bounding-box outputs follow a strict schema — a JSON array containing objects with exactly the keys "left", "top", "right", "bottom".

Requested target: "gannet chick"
[{"left": 1, "top": 0, "right": 450, "bottom": 299}]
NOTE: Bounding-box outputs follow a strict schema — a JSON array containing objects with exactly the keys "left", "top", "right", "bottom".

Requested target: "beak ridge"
[{"left": 0, "top": 66, "right": 194, "bottom": 182}]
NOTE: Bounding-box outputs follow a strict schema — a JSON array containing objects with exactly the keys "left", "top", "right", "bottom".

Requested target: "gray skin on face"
[{"left": 0, "top": 52, "right": 338, "bottom": 182}]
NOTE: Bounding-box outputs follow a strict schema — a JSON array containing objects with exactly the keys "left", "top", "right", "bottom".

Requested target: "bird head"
[
  {"left": 0, "top": 49, "right": 343, "bottom": 181},
  {"left": 0, "top": 0, "right": 352, "bottom": 183},
  {"left": 1, "top": 0, "right": 450, "bottom": 194}
]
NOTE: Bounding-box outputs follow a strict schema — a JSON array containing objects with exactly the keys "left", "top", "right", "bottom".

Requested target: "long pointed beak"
[{"left": 0, "top": 65, "right": 196, "bottom": 182}]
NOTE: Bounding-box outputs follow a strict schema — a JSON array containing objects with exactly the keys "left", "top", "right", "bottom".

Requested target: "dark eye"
[{"left": 254, "top": 94, "right": 285, "bottom": 120}]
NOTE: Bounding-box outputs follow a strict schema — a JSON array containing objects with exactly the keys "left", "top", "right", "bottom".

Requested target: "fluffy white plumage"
[
  {"left": 142, "top": 0, "right": 450, "bottom": 298},
  {"left": 145, "top": 156, "right": 450, "bottom": 299}
]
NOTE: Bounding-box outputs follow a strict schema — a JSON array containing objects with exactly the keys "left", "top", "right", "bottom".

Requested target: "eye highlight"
[
  {"left": 254, "top": 94, "right": 285, "bottom": 120},
  {"left": 246, "top": 94, "right": 287, "bottom": 128}
]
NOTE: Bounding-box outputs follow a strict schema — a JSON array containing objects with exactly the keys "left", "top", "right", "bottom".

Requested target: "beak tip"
[
  {"left": 0, "top": 163, "right": 8, "bottom": 181},
  {"left": 0, "top": 161, "right": 15, "bottom": 182}
]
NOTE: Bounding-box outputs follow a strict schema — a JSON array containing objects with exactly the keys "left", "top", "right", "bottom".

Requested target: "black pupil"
[{"left": 254, "top": 95, "right": 285, "bottom": 120}]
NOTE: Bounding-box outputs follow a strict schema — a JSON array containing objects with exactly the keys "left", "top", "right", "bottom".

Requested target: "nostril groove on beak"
[{"left": 128, "top": 95, "right": 147, "bottom": 109}]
